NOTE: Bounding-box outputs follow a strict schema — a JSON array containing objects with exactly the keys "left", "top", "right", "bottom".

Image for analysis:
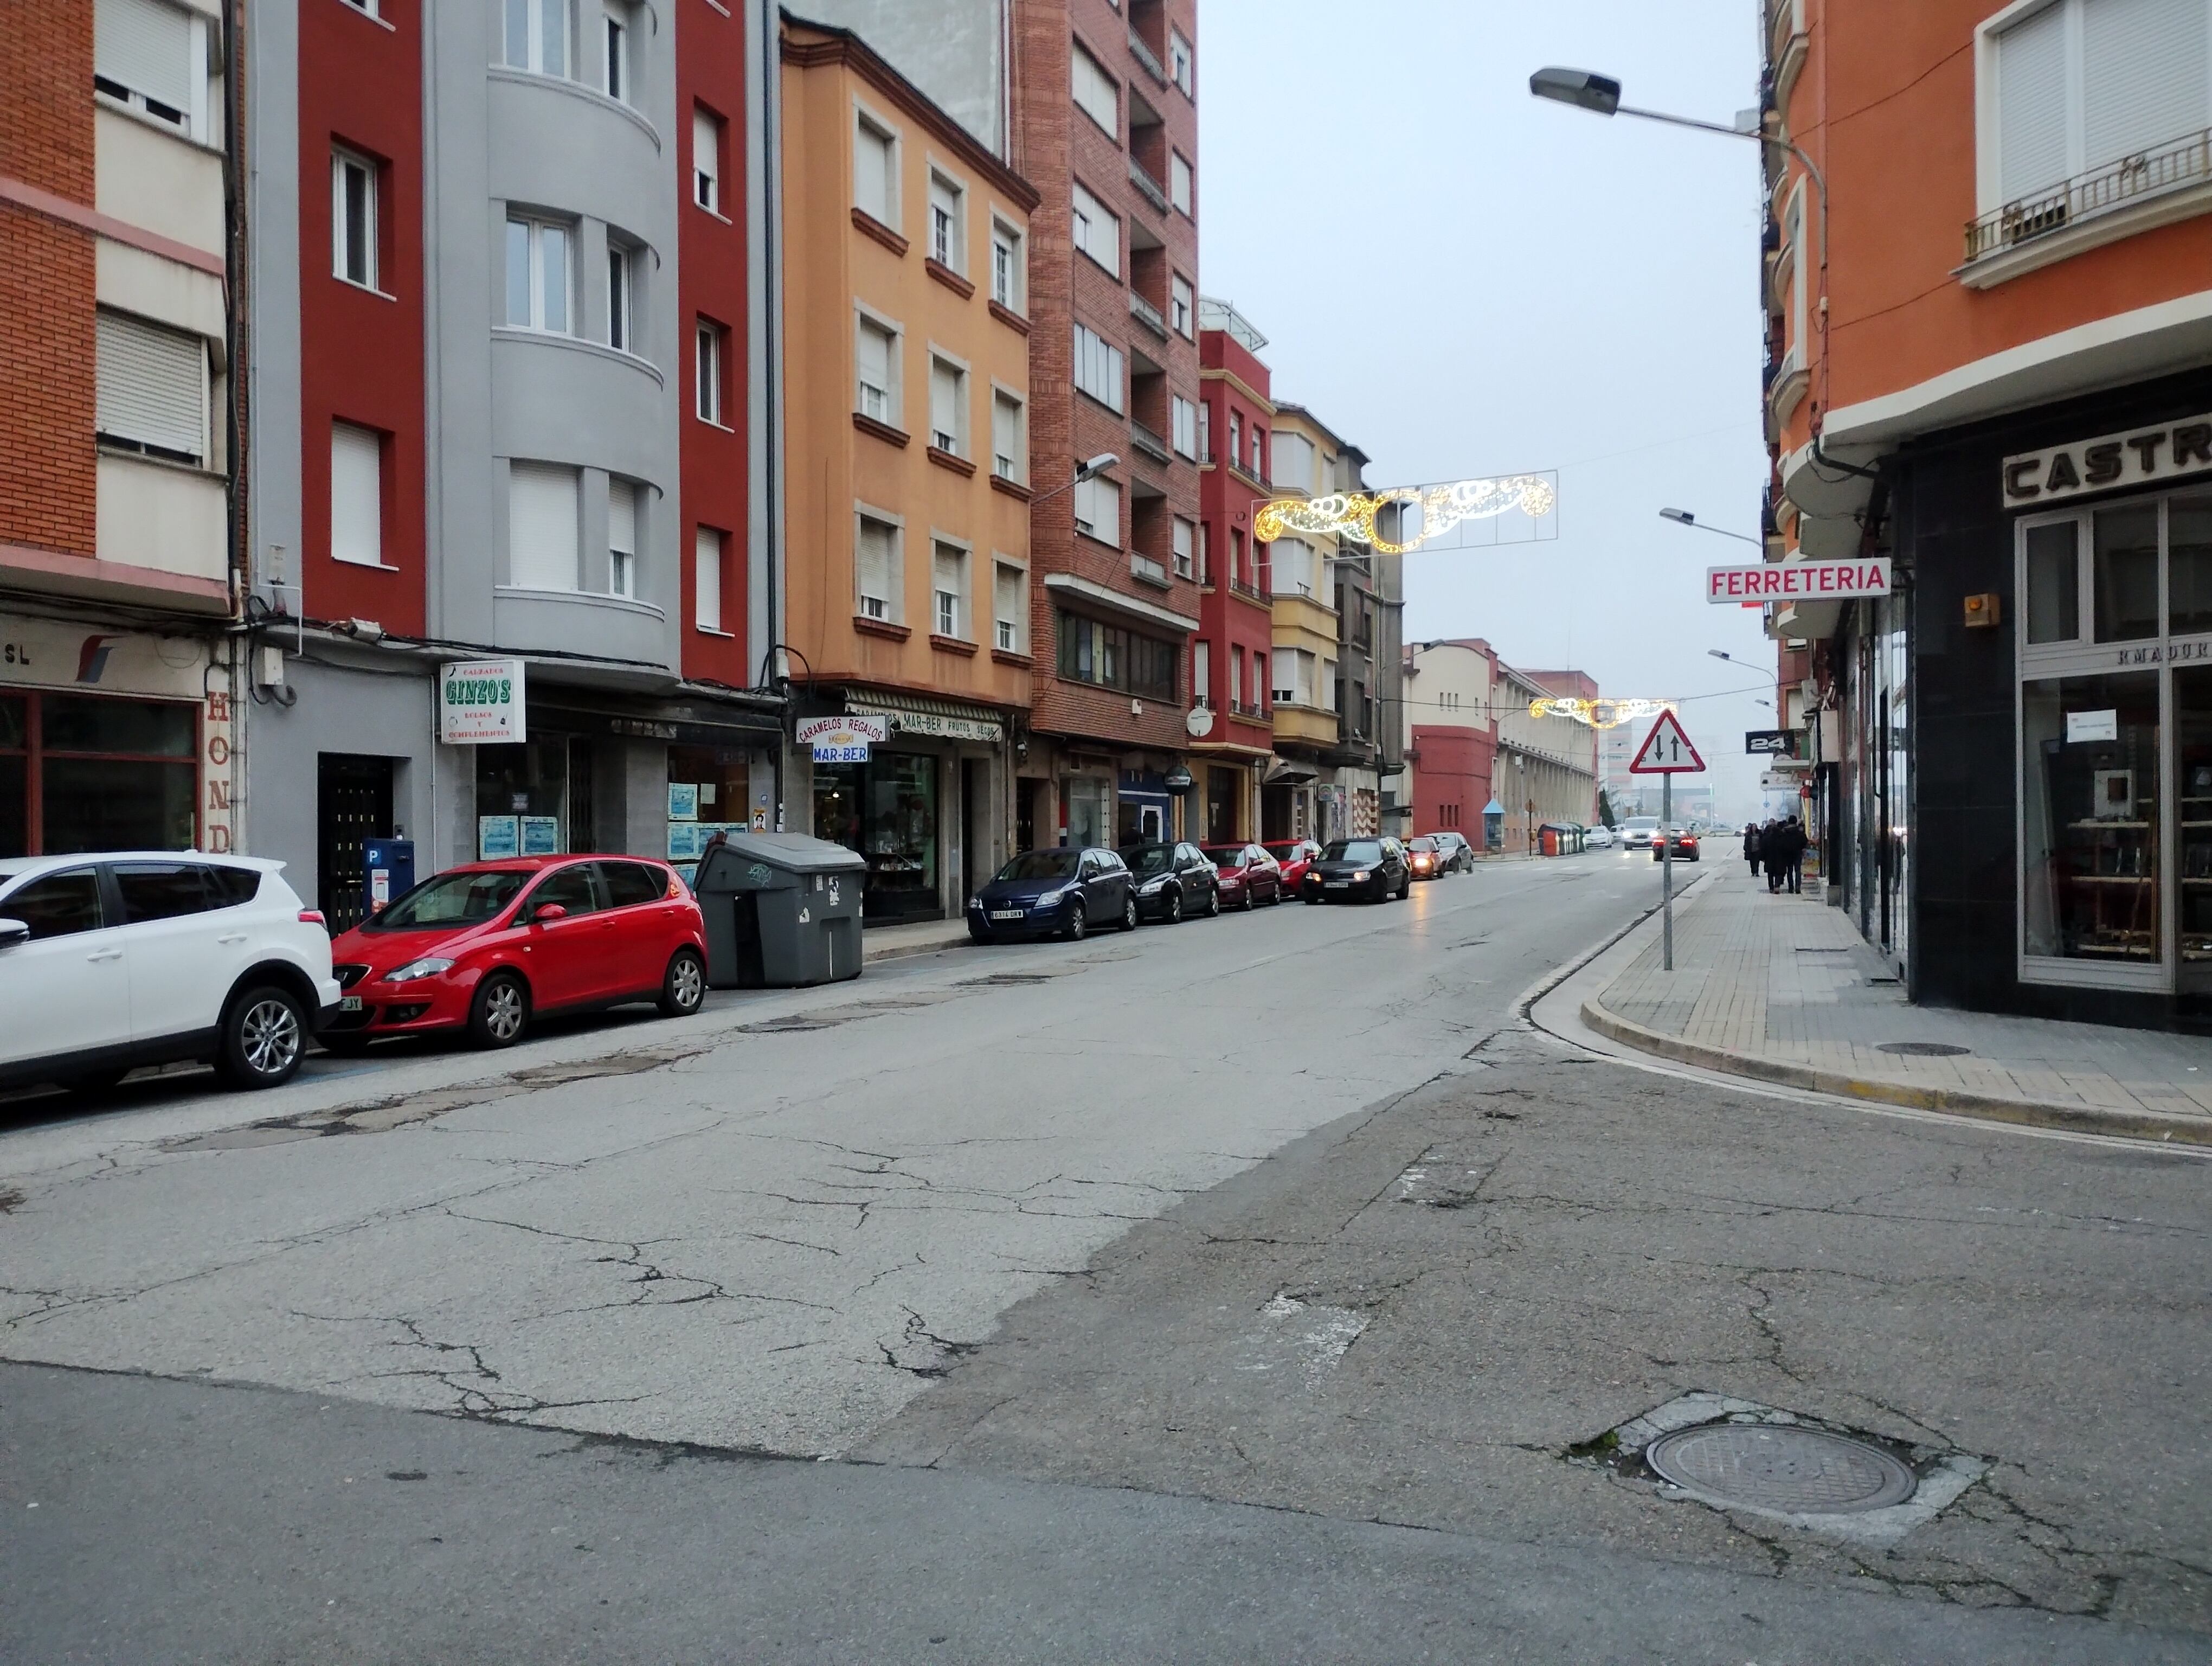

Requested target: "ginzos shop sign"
[{"left": 2003, "top": 412, "right": 2212, "bottom": 508}]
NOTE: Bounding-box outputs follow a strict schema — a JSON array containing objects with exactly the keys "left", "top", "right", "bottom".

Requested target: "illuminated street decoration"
[
  {"left": 1529, "top": 697, "right": 1676, "bottom": 730},
  {"left": 1254, "top": 473, "right": 1557, "bottom": 555}
]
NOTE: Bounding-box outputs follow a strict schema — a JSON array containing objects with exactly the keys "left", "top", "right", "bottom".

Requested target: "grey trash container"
[{"left": 693, "top": 831, "right": 869, "bottom": 989}]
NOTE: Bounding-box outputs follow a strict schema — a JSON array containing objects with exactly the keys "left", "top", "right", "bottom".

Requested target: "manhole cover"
[
  {"left": 1876, "top": 1041, "right": 1970, "bottom": 1057},
  {"left": 1646, "top": 1425, "right": 1915, "bottom": 1514}
]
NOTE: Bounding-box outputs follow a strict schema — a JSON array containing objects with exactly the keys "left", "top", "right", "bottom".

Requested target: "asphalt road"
[{"left": 4, "top": 853, "right": 2208, "bottom": 1662}]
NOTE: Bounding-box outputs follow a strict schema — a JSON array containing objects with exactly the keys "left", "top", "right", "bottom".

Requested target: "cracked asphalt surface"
[{"left": 4, "top": 854, "right": 2209, "bottom": 1662}]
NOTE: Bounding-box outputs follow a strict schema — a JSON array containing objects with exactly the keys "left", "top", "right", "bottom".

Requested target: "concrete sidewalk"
[
  {"left": 861, "top": 916, "right": 973, "bottom": 962},
  {"left": 1581, "top": 867, "right": 2212, "bottom": 1145}
]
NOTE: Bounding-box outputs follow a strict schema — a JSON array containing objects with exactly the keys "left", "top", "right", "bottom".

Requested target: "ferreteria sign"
[
  {"left": 2003, "top": 412, "right": 2212, "bottom": 508},
  {"left": 1705, "top": 559, "right": 1891, "bottom": 604}
]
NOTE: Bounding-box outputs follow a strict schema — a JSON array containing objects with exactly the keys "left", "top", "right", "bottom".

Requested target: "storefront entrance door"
[{"left": 318, "top": 754, "right": 395, "bottom": 933}]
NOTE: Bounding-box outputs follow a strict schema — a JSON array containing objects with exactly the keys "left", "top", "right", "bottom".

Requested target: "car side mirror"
[
  {"left": 531, "top": 902, "right": 568, "bottom": 922},
  {"left": 0, "top": 918, "right": 28, "bottom": 949}
]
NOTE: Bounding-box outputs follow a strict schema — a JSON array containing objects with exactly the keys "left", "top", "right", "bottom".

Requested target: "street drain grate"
[
  {"left": 1645, "top": 1424, "right": 1916, "bottom": 1515},
  {"left": 1876, "top": 1040, "right": 1970, "bottom": 1057}
]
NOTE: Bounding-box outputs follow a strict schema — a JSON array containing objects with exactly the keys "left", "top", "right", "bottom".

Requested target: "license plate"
[
  {"left": 990, "top": 909, "right": 1025, "bottom": 921},
  {"left": 1325, "top": 881, "right": 1349, "bottom": 889},
  {"left": 340, "top": 996, "right": 363, "bottom": 1012}
]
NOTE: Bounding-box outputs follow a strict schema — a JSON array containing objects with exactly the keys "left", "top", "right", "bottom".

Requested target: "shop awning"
[
  {"left": 846, "top": 690, "right": 1007, "bottom": 745},
  {"left": 1264, "top": 757, "right": 1318, "bottom": 785}
]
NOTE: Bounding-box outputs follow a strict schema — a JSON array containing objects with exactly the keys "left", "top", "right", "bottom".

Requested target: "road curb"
[
  {"left": 861, "top": 934, "right": 973, "bottom": 966},
  {"left": 1577, "top": 995, "right": 2212, "bottom": 1148}
]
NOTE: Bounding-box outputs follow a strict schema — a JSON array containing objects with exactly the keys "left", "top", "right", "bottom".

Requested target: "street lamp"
[
  {"left": 1530, "top": 67, "right": 1830, "bottom": 409},
  {"left": 1031, "top": 452, "right": 1120, "bottom": 507},
  {"left": 1661, "top": 508, "right": 1763, "bottom": 548}
]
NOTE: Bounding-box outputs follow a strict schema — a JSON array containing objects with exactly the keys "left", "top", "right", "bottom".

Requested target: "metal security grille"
[{"left": 318, "top": 754, "right": 394, "bottom": 934}]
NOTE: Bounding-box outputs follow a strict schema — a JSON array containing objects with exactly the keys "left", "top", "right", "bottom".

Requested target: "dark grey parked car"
[
  {"left": 1300, "top": 836, "right": 1411, "bottom": 904},
  {"left": 1119, "top": 841, "right": 1220, "bottom": 923},
  {"left": 966, "top": 846, "right": 1136, "bottom": 941}
]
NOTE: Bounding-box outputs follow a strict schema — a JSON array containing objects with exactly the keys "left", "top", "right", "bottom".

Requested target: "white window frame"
[
  {"left": 853, "top": 104, "right": 899, "bottom": 228},
  {"left": 332, "top": 148, "right": 378, "bottom": 291},
  {"left": 607, "top": 239, "right": 636, "bottom": 353},
  {"left": 1172, "top": 516, "right": 1194, "bottom": 580},
  {"left": 1198, "top": 398, "right": 1211, "bottom": 464},
  {"left": 1169, "top": 150, "right": 1193, "bottom": 216},
  {"left": 991, "top": 217, "right": 1025, "bottom": 310},
  {"left": 608, "top": 477, "right": 638, "bottom": 598},
  {"left": 602, "top": 3, "right": 630, "bottom": 103},
  {"left": 1170, "top": 273, "right": 1193, "bottom": 337},
  {"left": 931, "top": 537, "right": 970, "bottom": 640},
  {"left": 504, "top": 0, "right": 578, "bottom": 78},
  {"left": 1072, "top": 40, "right": 1118, "bottom": 137},
  {"left": 1171, "top": 395, "right": 1198, "bottom": 460},
  {"left": 95, "top": 0, "right": 210, "bottom": 143},
  {"left": 1169, "top": 27, "right": 1194, "bottom": 97},
  {"left": 95, "top": 307, "right": 208, "bottom": 465},
  {"left": 1073, "top": 322, "right": 1125, "bottom": 414},
  {"left": 928, "top": 350, "right": 969, "bottom": 456},
  {"left": 505, "top": 214, "right": 574, "bottom": 334},
  {"left": 993, "top": 558, "right": 1027, "bottom": 653},
  {"left": 928, "top": 168, "right": 966, "bottom": 271},
  {"left": 330, "top": 421, "right": 385, "bottom": 568},
  {"left": 695, "top": 523, "right": 725, "bottom": 630},
  {"left": 854, "top": 505, "right": 903, "bottom": 624},
  {"left": 696, "top": 319, "right": 724, "bottom": 425},
  {"left": 693, "top": 106, "right": 724, "bottom": 214},
  {"left": 1071, "top": 181, "right": 1120, "bottom": 275},
  {"left": 1193, "top": 639, "right": 1212, "bottom": 707},
  {"left": 992, "top": 386, "right": 1026, "bottom": 483},
  {"left": 1073, "top": 470, "right": 1121, "bottom": 546},
  {"left": 854, "top": 305, "right": 902, "bottom": 426}
]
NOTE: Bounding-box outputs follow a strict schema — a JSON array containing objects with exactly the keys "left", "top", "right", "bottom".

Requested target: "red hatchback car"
[
  {"left": 1202, "top": 843, "right": 1285, "bottom": 909},
  {"left": 323, "top": 856, "right": 708, "bottom": 1052}
]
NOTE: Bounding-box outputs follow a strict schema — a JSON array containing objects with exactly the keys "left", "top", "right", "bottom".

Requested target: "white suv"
[{"left": 0, "top": 854, "right": 340, "bottom": 1094}]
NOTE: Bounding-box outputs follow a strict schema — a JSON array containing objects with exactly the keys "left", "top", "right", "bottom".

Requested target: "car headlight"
[
  {"left": 967, "top": 896, "right": 982, "bottom": 910},
  {"left": 1037, "top": 888, "right": 1070, "bottom": 906},
  {"left": 1139, "top": 877, "right": 1168, "bottom": 894},
  {"left": 384, "top": 957, "right": 454, "bottom": 983},
  {"left": 1352, "top": 870, "right": 1370, "bottom": 882}
]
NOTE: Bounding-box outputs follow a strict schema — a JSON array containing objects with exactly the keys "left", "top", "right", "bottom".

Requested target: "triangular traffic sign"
[{"left": 1629, "top": 709, "right": 1705, "bottom": 774}]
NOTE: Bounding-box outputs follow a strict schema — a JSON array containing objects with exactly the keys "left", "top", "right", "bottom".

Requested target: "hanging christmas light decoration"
[
  {"left": 1253, "top": 473, "right": 1557, "bottom": 555},
  {"left": 1528, "top": 697, "right": 1676, "bottom": 730}
]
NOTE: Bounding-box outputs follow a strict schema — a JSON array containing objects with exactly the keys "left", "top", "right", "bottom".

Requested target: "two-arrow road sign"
[{"left": 1629, "top": 710, "right": 1705, "bottom": 774}]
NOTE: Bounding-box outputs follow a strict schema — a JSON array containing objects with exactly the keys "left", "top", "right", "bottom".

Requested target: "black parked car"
[
  {"left": 1118, "top": 841, "right": 1220, "bottom": 924},
  {"left": 967, "top": 847, "right": 1136, "bottom": 942},
  {"left": 1301, "top": 836, "right": 1411, "bottom": 904}
]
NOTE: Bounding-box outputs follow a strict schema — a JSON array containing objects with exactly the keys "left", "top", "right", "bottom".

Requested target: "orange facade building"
[
  {"left": 781, "top": 18, "right": 1039, "bottom": 923},
  {"left": 1766, "top": 0, "right": 2212, "bottom": 1027}
]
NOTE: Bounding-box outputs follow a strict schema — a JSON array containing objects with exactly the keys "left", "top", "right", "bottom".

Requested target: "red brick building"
[{"left": 1010, "top": 0, "right": 1204, "bottom": 848}]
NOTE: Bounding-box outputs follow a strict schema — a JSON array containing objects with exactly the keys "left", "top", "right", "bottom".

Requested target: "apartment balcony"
[
  {"left": 1130, "top": 552, "right": 1172, "bottom": 589},
  {"left": 1128, "top": 289, "right": 1169, "bottom": 341},
  {"left": 1960, "top": 127, "right": 2212, "bottom": 285},
  {"left": 1229, "top": 459, "right": 1271, "bottom": 494},
  {"left": 1130, "top": 418, "right": 1173, "bottom": 465},
  {"left": 1128, "top": 156, "right": 1170, "bottom": 216},
  {"left": 1127, "top": 28, "right": 1169, "bottom": 87},
  {"left": 96, "top": 106, "right": 223, "bottom": 258},
  {"left": 1767, "top": 0, "right": 1807, "bottom": 110},
  {"left": 65, "top": 451, "right": 233, "bottom": 611},
  {"left": 1271, "top": 702, "right": 1339, "bottom": 749}
]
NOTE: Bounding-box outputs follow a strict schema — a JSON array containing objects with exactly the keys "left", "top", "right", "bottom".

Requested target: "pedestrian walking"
[
  {"left": 1741, "top": 821, "right": 1761, "bottom": 878},
  {"left": 1782, "top": 816, "right": 1806, "bottom": 894},
  {"left": 1764, "top": 819, "right": 1787, "bottom": 893}
]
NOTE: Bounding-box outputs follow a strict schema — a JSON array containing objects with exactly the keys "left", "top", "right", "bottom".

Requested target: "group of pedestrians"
[{"left": 1742, "top": 817, "right": 1806, "bottom": 894}]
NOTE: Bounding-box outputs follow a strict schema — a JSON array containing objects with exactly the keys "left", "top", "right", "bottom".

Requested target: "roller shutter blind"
[
  {"left": 1996, "top": 2, "right": 2069, "bottom": 202},
  {"left": 2083, "top": 0, "right": 2209, "bottom": 170},
  {"left": 97, "top": 0, "right": 193, "bottom": 113},
  {"left": 509, "top": 462, "right": 580, "bottom": 589},
  {"left": 994, "top": 563, "right": 1023, "bottom": 648},
  {"left": 695, "top": 526, "right": 723, "bottom": 628},
  {"left": 330, "top": 423, "right": 383, "bottom": 566},
  {"left": 97, "top": 311, "right": 205, "bottom": 462},
  {"left": 857, "top": 518, "right": 895, "bottom": 617},
  {"left": 929, "top": 360, "right": 960, "bottom": 451}
]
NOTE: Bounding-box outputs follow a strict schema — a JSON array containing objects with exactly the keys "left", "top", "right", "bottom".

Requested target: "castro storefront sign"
[
  {"left": 799, "top": 714, "right": 889, "bottom": 764},
  {"left": 440, "top": 658, "right": 526, "bottom": 744},
  {"left": 1706, "top": 560, "right": 1892, "bottom": 604},
  {"left": 2003, "top": 412, "right": 2212, "bottom": 508}
]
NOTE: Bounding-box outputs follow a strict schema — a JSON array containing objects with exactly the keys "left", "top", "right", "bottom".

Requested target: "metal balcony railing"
[
  {"left": 1965, "top": 129, "right": 2212, "bottom": 263},
  {"left": 1128, "top": 157, "right": 1169, "bottom": 215},
  {"left": 1127, "top": 28, "right": 1168, "bottom": 86},
  {"left": 1130, "top": 418, "right": 1173, "bottom": 463}
]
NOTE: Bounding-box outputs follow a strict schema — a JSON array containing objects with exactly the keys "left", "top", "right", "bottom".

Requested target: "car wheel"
[
  {"left": 468, "top": 971, "right": 530, "bottom": 1049},
  {"left": 1165, "top": 889, "right": 1184, "bottom": 925},
  {"left": 1064, "top": 898, "right": 1088, "bottom": 941},
  {"left": 216, "top": 985, "right": 308, "bottom": 1089},
  {"left": 1204, "top": 886, "right": 1221, "bottom": 918},
  {"left": 658, "top": 947, "right": 707, "bottom": 1017},
  {"left": 60, "top": 1067, "right": 130, "bottom": 1097},
  {"left": 1398, "top": 876, "right": 1411, "bottom": 900},
  {"left": 1120, "top": 893, "right": 1139, "bottom": 932}
]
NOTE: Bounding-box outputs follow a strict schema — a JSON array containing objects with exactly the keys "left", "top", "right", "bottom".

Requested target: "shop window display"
[
  {"left": 0, "top": 692, "right": 198, "bottom": 857},
  {"left": 2021, "top": 673, "right": 2158, "bottom": 964},
  {"left": 815, "top": 752, "right": 940, "bottom": 921}
]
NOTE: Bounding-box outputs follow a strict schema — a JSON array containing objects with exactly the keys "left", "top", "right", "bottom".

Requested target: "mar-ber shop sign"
[
  {"left": 2003, "top": 412, "right": 2212, "bottom": 508},
  {"left": 1706, "top": 560, "right": 1891, "bottom": 604}
]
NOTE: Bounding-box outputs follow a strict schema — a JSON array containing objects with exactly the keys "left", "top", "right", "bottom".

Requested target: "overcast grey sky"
[{"left": 1198, "top": 0, "right": 1779, "bottom": 819}]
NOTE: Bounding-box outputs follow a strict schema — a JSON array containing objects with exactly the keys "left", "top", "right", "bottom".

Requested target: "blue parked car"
[{"left": 966, "top": 847, "right": 1136, "bottom": 943}]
